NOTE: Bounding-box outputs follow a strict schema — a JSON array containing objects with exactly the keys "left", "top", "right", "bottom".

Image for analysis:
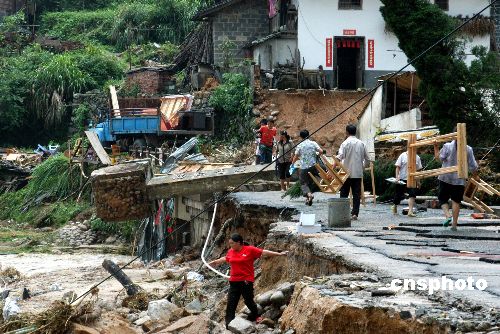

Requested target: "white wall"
[
  {"left": 358, "top": 85, "right": 383, "bottom": 158},
  {"left": 253, "top": 38, "right": 298, "bottom": 70},
  {"left": 380, "top": 108, "right": 422, "bottom": 132},
  {"left": 297, "top": 0, "right": 491, "bottom": 71}
]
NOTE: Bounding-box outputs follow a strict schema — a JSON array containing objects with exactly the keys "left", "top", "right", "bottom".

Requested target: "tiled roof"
[{"left": 193, "top": 0, "right": 244, "bottom": 20}]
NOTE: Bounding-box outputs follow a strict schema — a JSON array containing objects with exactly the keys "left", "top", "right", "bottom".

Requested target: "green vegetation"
[
  {"left": 209, "top": 73, "right": 254, "bottom": 146},
  {"left": 40, "top": 0, "right": 202, "bottom": 50},
  {"left": 90, "top": 218, "right": 140, "bottom": 242},
  {"left": 0, "top": 0, "right": 203, "bottom": 146},
  {"left": 0, "top": 44, "right": 125, "bottom": 145},
  {"left": 380, "top": 0, "right": 500, "bottom": 147},
  {"left": 0, "top": 155, "right": 93, "bottom": 226}
]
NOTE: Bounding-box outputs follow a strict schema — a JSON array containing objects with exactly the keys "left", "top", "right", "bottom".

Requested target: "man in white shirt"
[
  {"left": 335, "top": 124, "right": 371, "bottom": 220},
  {"left": 434, "top": 138, "right": 478, "bottom": 231},
  {"left": 391, "top": 149, "right": 422, "bottom": 217},
  {"left": 292, "top": 129, "right": 325, "bottom": 206}
]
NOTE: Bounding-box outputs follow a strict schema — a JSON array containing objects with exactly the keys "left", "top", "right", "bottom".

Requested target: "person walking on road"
[
  {"left": 209, "top": 233, "right": 288, "bottom": 328},
  {"left": 335, "top": 124, "right": 371, "bottom": 220},
  {"left": 434, "top": 137, "right": 478, "bottom": 231},
  {"left": 292, "top": 129, "right": 325, "bottom": 206},
  {"left": 392, "top": 149, "right": 422, "bottom": 217},
  {"left": 276, "top": 130, "right": 294, "bottom": 191}
]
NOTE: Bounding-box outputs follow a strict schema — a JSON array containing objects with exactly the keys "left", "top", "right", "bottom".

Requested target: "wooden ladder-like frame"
[
  {"left": 407, "top": 123, "right": 467, "bottom": 188},
  {"left": 463, "top": 178, "right": 500, "bottom": 213},
  {"left": 308, "top": 155, "right": 350, "bottom": 194}
]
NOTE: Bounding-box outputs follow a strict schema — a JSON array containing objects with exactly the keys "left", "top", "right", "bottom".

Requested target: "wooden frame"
[
  {"left": 308, "top": 155, "right": 350, "bottom": 194},
  {"left": 407, "top": 123, "right": 467, "bottom": 188},
  {"left": 463, "top": 178, "right": 500, "bottom": 213},
  {"left": 361, "top": 162, "right": 377, "bottom": 205}
]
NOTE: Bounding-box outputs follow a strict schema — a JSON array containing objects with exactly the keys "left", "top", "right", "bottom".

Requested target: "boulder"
[
  {"left": 147, "top": 299, "right": 180, "bottom": 323},
  {"left": 228, "top": 316, "right": 255, "bottom": 334},
  {"left": 72, "top": 323, "right": 100, "bottom": 334},
  {"left": 256, "top": 290, "right": 274, "bottom": 307},
  {"left": 157, "top": 314, "right": 212, "bottom": 334},
  {"left": 270, "top": 291, "right": 286, "bottom": 306},
  {"left": 185, "top": 298, "right": 203, "bottom": 314}
]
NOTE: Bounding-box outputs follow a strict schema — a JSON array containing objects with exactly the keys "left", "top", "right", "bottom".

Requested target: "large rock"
[
  {"left": 228, "top": 316, "right": 255, "bottom": 334},
  {"left": 185, "top": 298, "right": 203, "bottom": 314},
  {"left": 280, "top": 283, "right": 448, "bottom": 334},
  {"left": 72, "top": 323, "right": 100, "bottom": 334},
  {"left": 256, "top": 290, "right": 274, "bottom": 307},
  {"left": 270, "top": 291, "right": 286, "bottom": 306},
  {"left": 147, "top": 299, "right": 180, "bottom": 323},
  {"left": 157, "top": 314, "right": 212, "bottom": 334}
]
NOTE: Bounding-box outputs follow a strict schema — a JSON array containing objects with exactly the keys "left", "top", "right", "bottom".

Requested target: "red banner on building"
[
  {"left": 368, "top": 39, "right": 375, "bottom": 68},
  {"left": 343, "top": 29, "right": 356, "bottom": 35},
  {"left": 326, "top": 38, "right": 333, "bottom": 67}
]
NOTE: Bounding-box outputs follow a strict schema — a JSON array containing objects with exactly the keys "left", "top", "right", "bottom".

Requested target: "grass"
[{"left": 0, "top": 225, "right": 55, "bottom": 253}]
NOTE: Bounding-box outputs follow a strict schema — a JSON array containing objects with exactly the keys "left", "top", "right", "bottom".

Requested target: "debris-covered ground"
[{"left": 0, "top": 191, "right": 499, "bottom": 333}]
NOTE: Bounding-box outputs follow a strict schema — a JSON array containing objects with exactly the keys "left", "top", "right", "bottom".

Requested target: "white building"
[{"left": 252, "top": 0, "right": 492, "bottom": 89}]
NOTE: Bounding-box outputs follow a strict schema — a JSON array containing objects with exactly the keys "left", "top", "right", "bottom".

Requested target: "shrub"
[{"left": 209, "top": 73, "right": 254, "bottom": 145}]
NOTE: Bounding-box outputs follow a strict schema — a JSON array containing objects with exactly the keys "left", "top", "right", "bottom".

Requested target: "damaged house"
[{"left": 185, "top": 0, "right": 493, "bottom": 90}]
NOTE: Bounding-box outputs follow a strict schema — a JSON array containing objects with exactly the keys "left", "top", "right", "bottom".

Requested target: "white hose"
[{"left": 201, "top": 203, "right": 230, "bottom": 279}]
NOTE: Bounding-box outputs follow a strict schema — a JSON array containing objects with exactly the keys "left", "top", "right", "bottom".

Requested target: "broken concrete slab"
[{"left": 147, "top": 164, "right": 276, "bottom": 200}]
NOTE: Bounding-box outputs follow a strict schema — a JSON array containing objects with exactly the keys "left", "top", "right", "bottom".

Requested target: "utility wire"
[{"left": 72, "top": 0, "right": 498, "bottom": 304}]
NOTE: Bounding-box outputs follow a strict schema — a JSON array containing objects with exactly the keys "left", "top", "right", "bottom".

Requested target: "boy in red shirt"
[
  {"left": 258, "top": 117, "right": 277, "bottom": 164},
  {"left": 209, "top": 233, "right": 288, "bottom": 328}
]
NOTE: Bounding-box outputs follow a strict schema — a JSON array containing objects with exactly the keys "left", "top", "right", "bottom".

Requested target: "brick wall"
[
  {"left": 493, "top": 2, "right": 500, "bottom": 50},
  {"left": 212, "top": 0, "right": 269, "bottom": 66},
  {"left": 125, "top": 70, "right": 174, "bottom": 95}
]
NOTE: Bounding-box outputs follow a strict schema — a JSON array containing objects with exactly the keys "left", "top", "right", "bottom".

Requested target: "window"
[
  {"left": 435, "top": 0, "right": 449, "bottom": 11},
  {"left": 339, "top": 0, "right": 362, "bottom": 10}
]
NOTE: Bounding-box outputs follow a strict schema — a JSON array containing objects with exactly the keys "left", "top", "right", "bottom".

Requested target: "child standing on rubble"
[{"left": 209, "top": 233, "right": 288, "bottom": 329}]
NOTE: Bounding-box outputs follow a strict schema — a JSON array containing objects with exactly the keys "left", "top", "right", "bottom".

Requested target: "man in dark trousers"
[{"left": 335, "top": 124, "right": 371, "bottom": 220}]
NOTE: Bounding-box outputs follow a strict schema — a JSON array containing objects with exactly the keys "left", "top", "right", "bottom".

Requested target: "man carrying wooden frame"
[{"left": 407, "top": 124, "right": 478, "bottom": 231}]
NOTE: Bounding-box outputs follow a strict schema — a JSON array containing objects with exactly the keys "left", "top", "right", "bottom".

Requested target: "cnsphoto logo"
[{"left": 390, "top": 276, "right": 488, "bottom": 295}]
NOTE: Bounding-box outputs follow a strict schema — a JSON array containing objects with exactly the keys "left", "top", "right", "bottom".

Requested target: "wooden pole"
[
  {"left": 370, "top": 162, "right": 376, "bottom": 205},
  {"left": 456, "top": 123, "right": 468, "bottom": 179},
  {"left": 409, "top": 72, "right": 414, "bottom": 111},
  {"left": 407, "top": 133, "right": 417, "bottom": 188},
  {"left": 102, "top": 259, "right": 141, "bottom": 296}
]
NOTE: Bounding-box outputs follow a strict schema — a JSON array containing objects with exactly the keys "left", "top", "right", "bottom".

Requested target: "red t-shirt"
[
  {"left": 258, "top": 126, "right": 277, "bottom": 147},
  {"left": 225, "top": 245, "right": 263, "bottom": 282}
]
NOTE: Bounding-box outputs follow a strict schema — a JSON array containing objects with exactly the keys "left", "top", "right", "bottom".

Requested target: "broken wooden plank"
[
  {"left": 109, "top": 85, "right": 120, "bottom": 118},
  {"left": 84, "top": 131, "right": 112, "bottom": 165},
  {"left": 412, "top": 166, "right": 458, "bottom": 179},
  {"left": 409, "top": 132, "right": 458, "bottom": 147}
]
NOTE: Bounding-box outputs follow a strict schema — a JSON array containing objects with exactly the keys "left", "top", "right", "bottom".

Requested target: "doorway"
[{"left": 334, "top": 37, "right": 364, "bottom": 89}]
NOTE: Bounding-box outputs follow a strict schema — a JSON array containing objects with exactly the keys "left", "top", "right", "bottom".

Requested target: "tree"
[{"left": 380, "top": 0, "right": 500, "bottom": 147}]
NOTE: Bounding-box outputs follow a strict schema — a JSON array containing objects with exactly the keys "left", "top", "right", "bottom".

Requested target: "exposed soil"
[{"left": 255, "top": 89, "right": 373, "bottom": 154}]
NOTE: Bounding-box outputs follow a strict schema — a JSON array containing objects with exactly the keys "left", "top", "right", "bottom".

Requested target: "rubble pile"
[{"left": 56, "top": 221, "right": 127, "bottom": 247}]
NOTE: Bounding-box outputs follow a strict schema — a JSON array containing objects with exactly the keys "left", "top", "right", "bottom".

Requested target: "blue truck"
[{"left": 90, "top": 96, "right": 214, "bottom": 149}]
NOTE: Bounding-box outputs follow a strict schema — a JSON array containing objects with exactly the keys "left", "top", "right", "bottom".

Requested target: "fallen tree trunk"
[{"left": 102, "top": 259, "right": 141, "bottom": 296}]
